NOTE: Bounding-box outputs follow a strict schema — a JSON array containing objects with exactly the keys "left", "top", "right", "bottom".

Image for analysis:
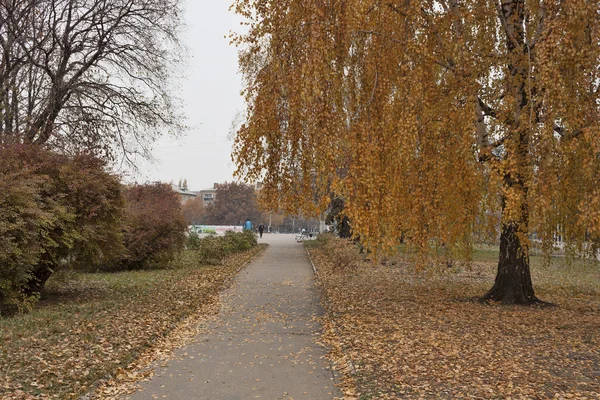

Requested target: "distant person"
[
  {"left": 258, "top": 223, "right": 265, "bottom": 238},
  {"left": 243, "top": 218, "right": 253, "bottom": 232}
]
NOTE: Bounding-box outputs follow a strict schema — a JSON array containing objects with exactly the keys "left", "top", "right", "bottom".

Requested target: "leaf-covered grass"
[
  {"left": 470, "top": 245, "right": 600, "bottom": 299},
  {"left": 308, "top": 237, "right": 600, "bottom": 399},
  {"left": 0, "top": 246, "right": 265, "bottom": 399}
]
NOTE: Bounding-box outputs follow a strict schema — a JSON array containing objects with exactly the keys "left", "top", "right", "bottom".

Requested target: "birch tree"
[{"left": 232, "top": 0, "right": 600, "bottom": 304}]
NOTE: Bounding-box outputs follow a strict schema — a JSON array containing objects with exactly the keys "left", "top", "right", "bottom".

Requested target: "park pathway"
[{"left": 126, "top": 234, "right": 341, "bottom": 400}]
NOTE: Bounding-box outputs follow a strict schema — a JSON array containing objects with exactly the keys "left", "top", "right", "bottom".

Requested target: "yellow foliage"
[{"left": 232, "top": 0, "right": 600, "bottom": 262}]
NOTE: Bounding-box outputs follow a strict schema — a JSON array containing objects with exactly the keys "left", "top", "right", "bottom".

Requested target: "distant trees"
[
  {"left": 182, "top": 196, "right": 205, "bottom": 225},
  {"left": 203, "top": 182, "right": 262, "bottom": 226},
  {"left": 0, "top": 0, "right": 183, "bottom": 159}
]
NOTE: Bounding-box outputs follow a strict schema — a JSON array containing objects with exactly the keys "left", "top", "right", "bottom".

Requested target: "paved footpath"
[{"left": 126, "top": 234, "right": 341, "bottom": 400}]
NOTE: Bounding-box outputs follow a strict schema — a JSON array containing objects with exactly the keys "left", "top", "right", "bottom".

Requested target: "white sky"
[{"left": 130, "top": 1, "right": 246, "bottom": 191}]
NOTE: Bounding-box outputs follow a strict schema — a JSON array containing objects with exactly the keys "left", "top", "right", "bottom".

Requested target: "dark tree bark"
[
  {"left": 481, "top": 0, "right": 541, "bottom": 305},
  {"left": 483, "top": 222, "right": 539, "bottom": 304},
  {"left": 23, "top": 263, "right": 53, "bottom": 297},
  {"left": 339, "top": 215, "right": 352, "bottom": 238},
  {"left": 325, "top": 196, "right": 352, "bottom": 238}
]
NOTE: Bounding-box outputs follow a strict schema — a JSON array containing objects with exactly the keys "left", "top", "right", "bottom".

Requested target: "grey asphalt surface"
[{"left": 126, "top": 234, "right": 341, "bottom": 400}]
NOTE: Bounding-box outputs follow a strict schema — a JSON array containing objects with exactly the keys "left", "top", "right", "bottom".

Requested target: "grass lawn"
[
  {"left": 0, "top": 245, "right": 265, "bottom": 399},
  {"left": 307, "top": 237, "right": 600, "bottom": 399}
]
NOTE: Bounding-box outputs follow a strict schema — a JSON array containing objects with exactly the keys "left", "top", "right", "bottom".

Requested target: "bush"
[
  {"left": 186, "top": 231, "right": 201, "bottom": 250},
  {"left": 222, "top": 230, "right": 252, "bottom": 254},
  {"left": 115, "top": 183, "right": 187, "bottom": 270},
  {"left": 197, "top": 235, "right": 227, "bottom": 265},
  {"left": 0, "top": 167, "right": 52, "bottom": 310},
  {"left": 0, "top": 144, "right": 124, "bottom": 311},
  {"left": 196, "top": 231, "right": 257, "bottom": 265},
  {"left": 241, "top": 230, "right": 258, "bottom": 247}
]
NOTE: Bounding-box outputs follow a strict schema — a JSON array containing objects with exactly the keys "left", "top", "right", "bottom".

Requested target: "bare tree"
[{"left": 0, "top": 0, "right": 184, "bottom": 160}]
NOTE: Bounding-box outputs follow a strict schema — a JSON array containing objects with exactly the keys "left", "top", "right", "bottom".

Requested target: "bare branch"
[{"left": 0, "top": 0, "right": 184, "bottom": 162}]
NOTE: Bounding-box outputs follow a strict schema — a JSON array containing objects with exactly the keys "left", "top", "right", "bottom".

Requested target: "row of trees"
[
  {"left": 181, "top": 181, "right": 320, "bottom": 233},
  {"left": 232, "top": 0, "right": 600, "bottom": 304},
  {"left": 180, "top": 182, "right": 263, "bottom": 226},
  {"left": 0, "top": 145, "right": 186, "bottom": 312}
]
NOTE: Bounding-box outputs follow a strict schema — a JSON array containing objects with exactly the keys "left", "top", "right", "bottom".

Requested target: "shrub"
[
  {"left": 316, "top": 232, "right": 333, "bottom": 245},
  {"left": 186, "top": 231, "right": 202, "bottom": 250},
  {"left": 240, "top": 230, "right": 258, "bottom": 247},
  {"left": 0, "top": 144, "right": 124, "bottom": 311},
  {"left": 115, "top": 183, "right": 187, "bottom": 270},
  {"left": 197, "top": 235, "right": 227, "bottom": 265},
  {"left": 0, "top": 167, "right": 52, "bottom": 310},
  {"left": 196, "top": 231, "right": 257, "bottom": 265},
  {"left": 51, "top": 154, "right": 125, "bottom": 273},
  {"left": 222, "top": 230, "right": 251, "bottom": 254}
]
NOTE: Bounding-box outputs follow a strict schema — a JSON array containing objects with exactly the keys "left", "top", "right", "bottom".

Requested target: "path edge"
[{"left": 304, "top": 246, "right": 358, "bottom": 380}]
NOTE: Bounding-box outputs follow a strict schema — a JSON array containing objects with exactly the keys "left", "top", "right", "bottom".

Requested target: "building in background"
[
  {"left": 173, "top": 181, "right": 263, "bottom": 207},
  {"left": 171, "top": 184, "right": 197, "bottom": 204},
  {"left": 198, "top": 183, "right": 218, "bottom": 206}
]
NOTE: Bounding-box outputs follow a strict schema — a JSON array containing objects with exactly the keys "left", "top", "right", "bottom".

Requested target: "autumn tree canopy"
[
  {"left": 232, "top": 0, "right": 600, "bottom": 304},
  {"left": 203, "top": 182, "right": 262, "bottom": 226},
  {"left": 182, "top": 196, "right": 205, "bottom": 225}
]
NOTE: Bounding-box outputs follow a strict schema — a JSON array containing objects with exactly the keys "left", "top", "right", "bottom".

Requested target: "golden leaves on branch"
[{"left": 232, "top": 0, "right": 600, "bottom": 258}]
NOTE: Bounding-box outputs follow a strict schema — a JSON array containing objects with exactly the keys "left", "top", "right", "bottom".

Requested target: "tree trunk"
[
  {"left": 23, "top": 263, "right": 53, "bottom": 297},
  {"left": 483, "top": 221, "right": 539, "bottom": 305},
  {"left": 339, "top": 215, "right": 352, "bottom": 238},
  {"left": 481, "top": 0, "right": 542, "bottom": 306}
]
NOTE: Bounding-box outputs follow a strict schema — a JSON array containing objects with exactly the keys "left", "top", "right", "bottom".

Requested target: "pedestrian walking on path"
[
  {"left": 126, "top": 234, "right": 340, "bottom": 399},
  {"left": 258, "top": 223, "right": 264, "bottom": 238}
]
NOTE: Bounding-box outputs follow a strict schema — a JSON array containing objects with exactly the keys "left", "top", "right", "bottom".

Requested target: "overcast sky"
[{"left": 130, "top": 1, "right": 245, "bottom": 191}]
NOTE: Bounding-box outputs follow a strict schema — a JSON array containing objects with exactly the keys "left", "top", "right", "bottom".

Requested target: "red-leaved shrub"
[
  {"left": 117, "top": 183, "right": 187, "bottom": 270},
  {"left": 0, "top": 144, "right": 124, "bottom": 311}
]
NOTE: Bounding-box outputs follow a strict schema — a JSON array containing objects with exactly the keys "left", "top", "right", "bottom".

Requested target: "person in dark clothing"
[{"left": 258, "top": 223, "right": 265, "bottom": 238}]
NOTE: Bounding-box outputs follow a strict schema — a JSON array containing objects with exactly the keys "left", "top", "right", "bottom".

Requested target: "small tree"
[{"left": 117, "top": 183, "right": 187, "bottom": 270}]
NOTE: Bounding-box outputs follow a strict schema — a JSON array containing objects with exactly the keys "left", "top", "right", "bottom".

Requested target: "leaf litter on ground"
[
  {"left": 0, "top": 245, "right": 266, "bottom": 399},
  {"left": 308, "top": 238, "right": 600, "bottom": 400}
]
